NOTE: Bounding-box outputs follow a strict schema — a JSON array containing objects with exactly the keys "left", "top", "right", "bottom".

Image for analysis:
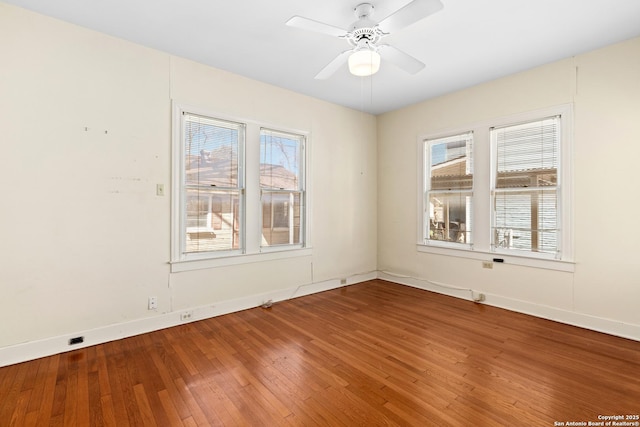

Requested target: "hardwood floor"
[{"left": 1, "top": 279, "right": 639, "bottom": 426}]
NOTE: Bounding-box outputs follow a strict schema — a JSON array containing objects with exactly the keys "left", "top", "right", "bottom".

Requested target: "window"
[
  {"left": 178, "top": 113, "right": 245, "bottom": 258},
  {"left": 260, "top": 129, "right": 305, "bottom": 248},
  {"left": 491, "top": 117, "right": 560, "bottom": 257},
  {"left": 172, "top": 104, "right": 310, "bottom": 269},
  {"left": 418, "top": 105, "right": 573, "bottom": 269},
  {"left": 424, "top": 132, "right": 473, "bottom": 246}
]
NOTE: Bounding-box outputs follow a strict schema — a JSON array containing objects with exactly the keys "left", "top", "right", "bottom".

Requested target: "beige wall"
[
  {"left": 1, "top": 1, "right": 638, "bottom": 360},
  {"left": 377, "top": 36, "right": 640, "bottom": 336},
  {"left": 0, "top": 3, "right": 377, "bottom": 351}
]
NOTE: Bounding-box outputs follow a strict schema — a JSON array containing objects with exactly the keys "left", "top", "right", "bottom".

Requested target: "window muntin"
[
  {"left": 180, "top": 113, "right": 245, "bottom": 257},
  {"left": 491, "top": 116, "right": 560, "bottom": 256},
  {"left": 424, "top": 132, "right": 473, "bottom": 245},
  {"left": 260, "top": 129, "right": 305, "bottom": 248}
]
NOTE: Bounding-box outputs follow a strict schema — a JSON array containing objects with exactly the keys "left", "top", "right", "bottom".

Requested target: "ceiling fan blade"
[
  {"left": 378, "top": 45, "right": 425, "bottom": 74},
  {"left": 377, "top": 0, "right": 443, "bottom": 34},
  {"left": 314, "top": 50, "right": 352, "bottom": 80},
  {"left": 286, "top": 16, "right": 347, "bottom": 38}
]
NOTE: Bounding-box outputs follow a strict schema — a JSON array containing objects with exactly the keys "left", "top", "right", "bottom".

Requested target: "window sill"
[
  {"left": 416, "top": 244, "right": 575, "bottom": 272},
  {"left": 171, "top": 247, "right": 312, "bottom": 273}
]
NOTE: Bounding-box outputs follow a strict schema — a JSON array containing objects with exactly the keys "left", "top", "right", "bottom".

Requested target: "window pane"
[
  {"left": 260, "top": 129, "right": 305, "bottom": 248},
  {"left": 184, "top": 115, "right": 240, "bottom": 188},
  {"left": 261, "top": 191, "right": 302, "bottom": 246},
  {"left": 492, "top": 117, "right": 560, "bottom": 255},
  {"left": 425, "top": 132, "right": 473, "bottom": 245},
  {"left": 495, "top": 117, "right": 558, "bottom": 188},
  {"left": 493, "top": 189, "right": 557, "bottom": 253},
  {"left": 429, "top": 132, "right": 473, "bottom": 191},
  {"left": 185, "top": 189, "right": 241, "bottom": 253},
  {"left": 260, "top": 130, "right": 302, "bottom": 190},
  {"left": 428, "top": 192, "right": 472, "bottom": 243}
]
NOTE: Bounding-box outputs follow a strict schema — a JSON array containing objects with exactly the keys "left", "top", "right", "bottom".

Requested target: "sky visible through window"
[
  {"left": 431, "top": 140, "right": 467, "bottom": 166},
  {"left": 185, "top": 120, "right": 299, "bottom": 175},
  {"left": 261, "top": 133, "right": 300, "bottom": 175}
]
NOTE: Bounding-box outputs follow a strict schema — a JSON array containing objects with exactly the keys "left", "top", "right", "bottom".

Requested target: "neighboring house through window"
[
  {"left": 172, "top": 105, "right": 309, "bottom": 270},
  {"left": 424, "top": 132, "right": 473, "bottom": 247},
  {"left": 419, "top": 105, "right": 572, "bottom": 269},
  {"left": 181, "top": 114, "right": 244, "bottom": 256},
  {"left": 260, "top": 129, "right": 305, "bottom": 248}
]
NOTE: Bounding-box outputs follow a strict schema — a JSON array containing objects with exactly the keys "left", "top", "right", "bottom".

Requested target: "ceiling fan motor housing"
[
  {"left": 348, "top": 3, "right": 384, "bottom": 47},
  {"left": 350, "top": 27, "right": 381, "bottom": 45}
]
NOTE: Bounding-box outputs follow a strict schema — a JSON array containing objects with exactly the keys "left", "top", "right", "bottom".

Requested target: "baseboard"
[
  {"left": 377, "top": 271, "right": 640, "bottom": 342},
  {"left": 5, "top": 269, "right": 635, "bottom": 368},
  {"left": 0, "top": 271, "right": 376, "bottom": 367}
]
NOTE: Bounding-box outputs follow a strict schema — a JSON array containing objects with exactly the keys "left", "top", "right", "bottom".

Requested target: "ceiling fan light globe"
[{"left": 348, "top": 50, "right": 381, "bottom": 76}]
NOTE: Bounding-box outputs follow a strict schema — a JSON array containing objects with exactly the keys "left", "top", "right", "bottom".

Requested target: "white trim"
[
  {"left": 416, "top": 140, "right": 426, "bottom": 244},
  {"left": 258, "top": 129, "right": 306, "bottom": 250},
  {"left": 416, "top": 244, "right": 575, "bottom": 272},
  {"left": 3, "top": 269, "right": 638, "bottom": 367},
  {"left": 171, "top": 102, "right": 184, "bottom": 262},
  {"left": 170, "top": 101, "right": 312, "bottom": 272},
  {"left": 0, "top": 271, "right": 375, "bottom": 368},
  {"left": 489, "top": 107, "right": 573, "bottom": 261},
  {"left": 170, "top": 247, "right": 312, "bottom": 272},
  {"left": 171, "top": 103, "right": 248, "bottom": 263},
  {"left": 377, "top": 271, "right": 640, "bottom": 342},
  {"left": 416, "top": 104, "right": 574, "bottom": 266}
]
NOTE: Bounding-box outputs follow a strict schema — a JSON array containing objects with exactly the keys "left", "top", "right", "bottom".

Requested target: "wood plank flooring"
[{"left": 1, "top": 279, "right": 639, "bottom": 426}]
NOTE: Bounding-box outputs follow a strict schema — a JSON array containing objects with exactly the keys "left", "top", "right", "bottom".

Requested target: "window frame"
[
  {"left": 423, "top": 131, "right": 474, "bottom": 250},
  {"left": 259, "top": 128, "right": 306, "bottom": 251},
  {"left": 171, "top": 103, "right": 312, "bottom": 272},
  {"left": 173, "top": 111, "right": 246, "bottom": 262},
  {"left": 417, "top": 104, "right": 574, "bottom": 272},
  {"left": 490, "top": 116, "right": 562, "bottom": 259}
]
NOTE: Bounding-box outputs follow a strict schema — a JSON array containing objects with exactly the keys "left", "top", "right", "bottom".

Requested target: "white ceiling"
[{"left": 5, "top": 0, "right": 640, "bottom": 114}]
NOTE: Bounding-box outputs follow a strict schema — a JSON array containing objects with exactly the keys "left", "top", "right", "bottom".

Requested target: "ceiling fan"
[{"left": 286, "top": 0, "right": 443, "bottom": 79}]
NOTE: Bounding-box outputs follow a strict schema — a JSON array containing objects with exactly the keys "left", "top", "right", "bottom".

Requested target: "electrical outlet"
[
  {"left": 482, "top": 261, "right": 493, "bottom": 269},
  {"left": 472, "top": 291, "right": 486, "bottom": 302},
  {"left": 340, "top": 278, "right": 347, "bottom": 285},
  {"left": 148, "top": 296, "right": 158, "bottom": 310},
  {"left": 180, "top": 311, "right": 193, "bottom": 321},
  {"left": 69, "top": 336, "right": 84, "bottom": 345}
]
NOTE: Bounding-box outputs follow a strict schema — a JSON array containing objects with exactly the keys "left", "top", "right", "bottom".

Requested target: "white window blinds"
[
  {"left": 181, "top": 113, "right": 245, "bottom": 254},
  {"left": 492, "top": 117, "right": 560, "bottom": 255}
]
